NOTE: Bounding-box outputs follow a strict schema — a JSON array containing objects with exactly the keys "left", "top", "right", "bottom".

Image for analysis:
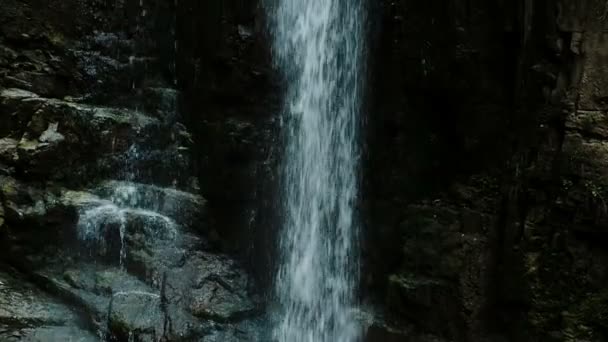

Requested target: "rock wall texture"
[
  {"left": 364, "top": 1, "right": 608, "bottom": 341},
  {"left": 0, "top": 0, "right": 262, "bottom": 340},
  {"left": 3, "top": 0, "right": 608, "bottom": 342},
  {"left": 175, "top": 0, "right": 280, "bottom": 284}
]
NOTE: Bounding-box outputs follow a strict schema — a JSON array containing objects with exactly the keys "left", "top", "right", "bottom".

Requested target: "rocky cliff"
[
  {"left": 0, "top": 0, "right": 262, "bottom": 340},
  {"left": 2, "top": 0, "right": 608, "bottom": 342},
  {"left": 364, "top": 1, "right": 608, "bottom": 341}
]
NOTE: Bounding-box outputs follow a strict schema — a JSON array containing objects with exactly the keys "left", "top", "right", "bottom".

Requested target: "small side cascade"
[
  {"left": 76, "top": 183, "right": 179, "bottom": 268},
  {"left": 78, "top": 203, "right": 128, "bottom": 267},
  {"left": 74, "top": 0, "right": 186, "bottom": 272}
]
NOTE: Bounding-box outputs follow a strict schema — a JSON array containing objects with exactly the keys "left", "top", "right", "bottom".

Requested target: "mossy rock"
[
  {"left": 578, "top": 289, "right": 608, "bottom": 330},
  {"left": 0, "top": 176, "right": 19, "bottom": 199},
  {"left": 45, "top": 30, "right": 66, "bottom": 48}
]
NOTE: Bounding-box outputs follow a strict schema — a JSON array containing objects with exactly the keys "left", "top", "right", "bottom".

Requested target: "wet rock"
[
  {"left": 0, "top": 177, "right": 261, "bottom": 340},
  {"left": 1, "top": 86, "right": 194, "bottom": 187},
  {"left": 136, "top": 87, "right": 178, "bottom": 122},
  {"left": 0, "top": 138, "right": 18, "bottom": 163},
  {"left": 0, "top": 205, "right": 5, "bottom": 230},
  {"left": 198, "top": 319, "right": 265, "bottom": 342},
  {"left": 238, "top": 25, "right": 254, "bottom": 40},
  {"left": 364, "top": 323, "right": 410, "bottom": 342},
  {"left": 73, "top": 51, "right": 122, "bottom": 80},
  {"left": 6, "top": 326, "right": 98, "bottom": 342},
  {"left": 365, "top": 326, "right": 445, "bottom": 342},
  {"left": 566, "top": 110, "right": 608, "bottom": 139},
  {"left": 187, "top": 257, "right": 257, "bottom": 321},
  {"left": 561, "top": 132, "right": 608, "bottom": 233},
  {"left": 84, "top": 31, "right": 135, "bottom": 58},
  {"left": 386, "top": 274, "right": 463, "bottom": 338},
  {"left": 108, "top": 291, "right": 164, "bottom": 340},
  {"left": 359, "top": 309, "right": 449, "bottom": 342},
  {"left": 578, "top": 32, "right": 608, "bottom": 111},
  {"left": 5, "top": 71, "right": 67, "bottom": 99},
  {"left": 32, "top": 253, "right": 259, "bottom": 341},
  {"left": 0, "top": 175, "right": 51, "bottom": 225},
  {"left": 39, "top": 122, "right": 66, "bottom": 144},
  {"left": 0, "top": 271, "right": 76, "bottom": 325},
  {"left": 0, "top": 88, "right": 180, "bottom": 181},
  {"left": 36, "top": 266, "right": 162, "bottom": 335},
  {"left": 0, "top": 269, "right": 97, "bottom": 342},
  {"left": 0, "top": 89, "right": 39, "bottom": 137},
  {"left": 398, "top": 204, "right": 485, "bottom": 280},
  {"left": 0, "top": 2, "right": 263, "bottom": 341},
  {"left": 95, "top": 181, "right": 205, "bottom": 229},
  {"left": 60, "top": 190, "right": 103, "bottom": 209}
]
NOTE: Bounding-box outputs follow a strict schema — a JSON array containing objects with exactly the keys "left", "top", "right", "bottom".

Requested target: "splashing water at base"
[{"left": 267, "top": 0, "right": 366, "bottom": 341}]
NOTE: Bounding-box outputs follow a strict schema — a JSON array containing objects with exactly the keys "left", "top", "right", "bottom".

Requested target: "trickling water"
[
  {"left": 77, "top": 183, "right": 179, "bottom": 267},
  {"left": 78, "top": 204, "right": 128, "bottom": 267},
  {"left": 268, "top": 0, "right": 366, "bottom": 341}
]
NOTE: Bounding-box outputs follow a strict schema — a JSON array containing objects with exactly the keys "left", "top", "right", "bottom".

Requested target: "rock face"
[
  {"left": 175, "top": 1, "right": 279, "bottom": 281},
  {"left": 0, "top": 269, "right": 97, "bottom": 341},
  {"left": 0, "top": 0, "right": 262, "bottom": 341},
  {"left": 170, "top": 4, "right": 287, "bottom": 311},
  {"left": 4, "top": 0, "right": 608, "bottom": 342},
  {"left": 362, "top": 1, "right": 608, "bottom": 341}
]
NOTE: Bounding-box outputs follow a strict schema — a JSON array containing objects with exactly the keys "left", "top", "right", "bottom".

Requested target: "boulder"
[
  {"left": 189, "top": 274, "right": 256, "bottom": 321},
  {"left": 108, "top": 291, "right": 164, "bottom": 340}
]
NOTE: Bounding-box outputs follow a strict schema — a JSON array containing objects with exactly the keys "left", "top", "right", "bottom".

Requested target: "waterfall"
[{"left": 268, "top": 0, "right": 366, "bottom": 341}]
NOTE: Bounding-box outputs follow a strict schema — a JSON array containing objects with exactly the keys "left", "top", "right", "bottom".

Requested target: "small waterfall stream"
[{"left": 268, "top": 0, "right": 366, "bottom": 341}]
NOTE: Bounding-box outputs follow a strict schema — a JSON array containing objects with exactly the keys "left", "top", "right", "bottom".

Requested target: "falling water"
[
  {"left": 268, "top": 0, "right": 366, "bottom": 341},
  {"left": 77, "top": 182, "right": 178, "bottom": 268}
]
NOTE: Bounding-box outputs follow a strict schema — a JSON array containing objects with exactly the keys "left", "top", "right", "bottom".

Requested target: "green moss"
[
  {"left": 60, "top": 190, "right": 97, "bottom": 207},
  {"left": 17, "top": 138, "right": 39, "bottom": 152},
  {"left": 0, "top": 176, "right": 18, "bottom": 198},
  {"left": 44, "top": 26, "right": 66, "bottom": 47}
]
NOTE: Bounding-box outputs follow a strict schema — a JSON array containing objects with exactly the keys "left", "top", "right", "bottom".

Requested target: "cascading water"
[{"left": 268, "top": 0, "right": 366, "bottom": 341}]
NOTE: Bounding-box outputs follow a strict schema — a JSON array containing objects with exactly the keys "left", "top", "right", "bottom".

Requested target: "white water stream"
[{"left": 268, "top": 0, "right": 366, "bottom": 341}]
